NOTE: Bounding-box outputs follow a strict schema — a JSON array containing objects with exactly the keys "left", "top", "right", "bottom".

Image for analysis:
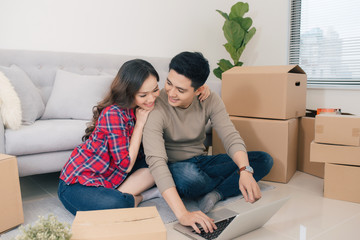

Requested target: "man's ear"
[{"left": 195, "top": 85, "right": 204, "bottom": 96}]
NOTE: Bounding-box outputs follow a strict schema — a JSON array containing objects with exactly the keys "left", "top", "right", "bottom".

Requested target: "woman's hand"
[
  {"left": 196, "top": 84, "right": 211, "bottom": 102},
  {"left": 135, "top": 107, "right": 151, "bottom": 126}
]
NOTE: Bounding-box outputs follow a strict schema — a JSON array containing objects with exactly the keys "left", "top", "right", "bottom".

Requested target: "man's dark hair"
[{"left": 169, "top": 52, "right": 210, "bottom": 90}]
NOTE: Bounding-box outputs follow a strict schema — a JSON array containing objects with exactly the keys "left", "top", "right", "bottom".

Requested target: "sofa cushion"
[
  {"left": 42, "top": 70, "right": 114, "bottom": 120},
  {"left": 17, "top": 151, "right": 74, "bottom": 177},
  {"left": 5, "top": 119, "right": 88, "bottom": 155},
  {"left": 0, "top": 64, "right": 45, "bottom": 125}
]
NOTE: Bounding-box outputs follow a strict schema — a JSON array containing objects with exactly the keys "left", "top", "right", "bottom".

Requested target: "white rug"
[
  {"left": 1, "top": 182, "right": 274, "bottom": 240},
  {"left": 1, "top": 197, "right": 74, "bottom": 240},
  {"left": 139, "top": 182, "right": 275, "bottom": 224}
]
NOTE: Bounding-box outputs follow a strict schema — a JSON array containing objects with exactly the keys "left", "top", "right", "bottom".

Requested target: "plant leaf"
[
  {"left": 229, "top": 2, "right": 249, "bottom": 19},
  {"left": 224, "top": 43, "right": 240, "bottom": 64},
  {"left": 244, "top": 27, "right": 256, "bottom": 45},
  {"left": 218, "top": 59, "right": 234, "bottom": 72},
  {"left": 216, "top": 10, "right": 229, "bottom": 20},
  {"left": 231, "top": 17, "right": 253, "bottom": 31},
  {"left": 223, "top": 20, "right": 245, "bottom": 49},
  {"left": 235, "top": 62, "right": 244, "bottom": 66},
  {"left": 236, "top": 46, "right": 246, "bottom": 60},
  {"left": 213, "top": 67, "right": 223, "bottom": 80}
]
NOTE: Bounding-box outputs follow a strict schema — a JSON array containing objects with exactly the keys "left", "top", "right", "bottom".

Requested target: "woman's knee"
[
  {"left": 59, "top": 183, "right": 135, "bottom": 213},
  {"left": 99, "top": 192, "right": 135, "bottom": 209}
]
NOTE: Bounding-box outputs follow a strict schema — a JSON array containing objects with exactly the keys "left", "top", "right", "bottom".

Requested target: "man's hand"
[
  {"left": 239, "top": 171, "right": 261, "bottom": 203},
  {"left": 162, "top": 187, "right": 217, "bottom": 234},
  {"left": 178, "top": 210, "right": 217, "bottom": 234}
]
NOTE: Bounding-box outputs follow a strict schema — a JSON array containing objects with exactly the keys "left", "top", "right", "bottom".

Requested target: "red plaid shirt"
[{"left": 60, "top": 105, "right": 144, "bottom": 189}]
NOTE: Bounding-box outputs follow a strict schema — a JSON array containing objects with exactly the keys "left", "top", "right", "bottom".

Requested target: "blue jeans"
[
  {"left": 58, "top": 180, "right": 135, "bottom": 215},
  {"left": 168, "top": 151, "right": 273, "bottom": 200},
  {"left": 58, "top": 157, "right": 148, "bottom": 215}
]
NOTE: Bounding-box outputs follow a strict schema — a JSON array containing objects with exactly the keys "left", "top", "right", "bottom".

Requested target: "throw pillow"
[
  {"left": 42, "top": 70, "right": 114, "bottom": 120},
  {"left": 0, "top": 71, "right": 22, "bottom": 129},
  {"left": 0, "top": 64, "right": 45, "bottom": 125}
]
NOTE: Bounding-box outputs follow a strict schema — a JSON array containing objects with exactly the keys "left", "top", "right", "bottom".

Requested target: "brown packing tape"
[
  {"left": 315, "top": 125, "right": 324, "bottom": 134},
  {"left": 353, "top": 128, "right": 360, "bottom": 137}
]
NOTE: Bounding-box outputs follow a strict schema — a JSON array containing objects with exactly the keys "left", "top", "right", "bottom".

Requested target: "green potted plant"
[
  {"left": 15, "top": 214, "right": 72, "bottom": 240},
  {"left": 214, "top": 2, "right": 256, "bottom": 79}
]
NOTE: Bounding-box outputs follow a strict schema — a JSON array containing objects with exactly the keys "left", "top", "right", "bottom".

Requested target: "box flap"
[
  {"left": 71, "top": 206, "right": 166, "bottom": 240},
  {"left": 0, "top": 154, "right": 12, "bottom": 161},
  {"left": 73, "top": 206, "right": 160, "bottom": 224},
  {"left": 224, "top": 65, "right": 306, "bottom": 74}
]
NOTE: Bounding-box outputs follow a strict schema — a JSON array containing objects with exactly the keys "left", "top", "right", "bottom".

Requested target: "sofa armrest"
[{"left": 0, "top": 117, "right": 5, "bottom": 153}]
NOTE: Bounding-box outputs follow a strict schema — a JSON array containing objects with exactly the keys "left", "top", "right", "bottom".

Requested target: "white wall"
[
  {"left": 1, "top": 0, "right": 358, "bottom": 114},
  {"left": 307, "top": 88, "right": 360, "bottom": 115},
  {"left": 0, "top": 0, "right": 289, "bottom": 71}
]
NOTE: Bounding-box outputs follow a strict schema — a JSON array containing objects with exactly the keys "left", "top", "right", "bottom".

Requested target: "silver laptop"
[{"left": 174, "top": 196, "right": 289, "bottom": 240}]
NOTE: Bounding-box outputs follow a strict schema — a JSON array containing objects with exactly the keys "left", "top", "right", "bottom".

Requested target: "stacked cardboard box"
[
  {"left": 310, "top": 114, "right": 360, "bottom": 203},
  {"left": 0, "top": 154, "right": 24, "bottom": 233},
  {"left": 297, "top": 114, "right": 324, "bottom": 178},
  {"left": 213, "top": 65, "right": 307, "bottom": 183}
]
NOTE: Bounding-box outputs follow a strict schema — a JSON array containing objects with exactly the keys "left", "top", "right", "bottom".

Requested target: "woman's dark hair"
[
  {"left": 169, "top": 51, "right": 210, "bottom": 90},
  {"left": 82, "top": 59, "right": 159, "bottom": 141}
]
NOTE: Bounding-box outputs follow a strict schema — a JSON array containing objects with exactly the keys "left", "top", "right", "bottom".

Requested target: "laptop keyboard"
[{"left": 192, "top": 216, "right": 236, "bottom": 240}]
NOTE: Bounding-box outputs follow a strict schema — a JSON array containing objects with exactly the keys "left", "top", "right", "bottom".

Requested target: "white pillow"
[
  {"left": 0, "top": 71, "right": 22, "bottom": 129},
  {"left": 42, "top": 70, "right": 114, "bottom": 120}
]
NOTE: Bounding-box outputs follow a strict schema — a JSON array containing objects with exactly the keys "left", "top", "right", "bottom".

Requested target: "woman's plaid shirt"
[{"left": 60, "top": 104, "right": 144, "bottom": 189}]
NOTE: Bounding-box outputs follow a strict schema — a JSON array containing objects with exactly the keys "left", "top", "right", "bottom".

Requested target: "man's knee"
[
  {"left": 170, "top": 162, "right": 208, "bottom": 197},
  {"left": 261, "top": 152, "right": 273, "bottom": 174},
  {"left": 174, "top": 168, "right": 207, "bottom": 189}
]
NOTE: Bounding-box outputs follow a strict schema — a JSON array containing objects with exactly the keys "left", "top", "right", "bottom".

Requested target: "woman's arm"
[
  {"left": 100, "top": 107, "right": 149, "bottom": 174},
  {"left": 126, "top": 107, "right": 151, "bottom": 173}
]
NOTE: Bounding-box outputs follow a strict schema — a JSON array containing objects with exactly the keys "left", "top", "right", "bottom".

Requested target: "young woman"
[{"left": 58, "top": 59, "right": 210, "bottom": 215}]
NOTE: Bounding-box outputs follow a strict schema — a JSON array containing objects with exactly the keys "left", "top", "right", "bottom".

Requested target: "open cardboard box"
[
  {"left": 222, "top": 65, "right": 307, "bottom": 120},
  {"left": 71, "top": 206, "right": 166, "bottom": 240}
]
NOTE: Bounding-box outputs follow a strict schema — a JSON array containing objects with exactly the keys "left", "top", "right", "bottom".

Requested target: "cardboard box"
[
  {"left": 212, "top": 116, "right": 299, "bottom": 183},
  {"left": 315, "top": 114, "right": 360, "bottom": 146},
  {"left": 71, "top": 206, "right": 166, "bottom": 240},
  {"left": 310, "top": 141, "right": 360, "bottom": 166},
  {"left": 0, "top": 154, "right": 24, "bottom": 233},
  {"left": 324, "top": 163, "right": 360, "bottom": 203},
  {"left": 222, "top": 65, "right": 307, "bottom": 120},
  {"left": 297, "top": 117, "right": 324, "bottom": 178}
]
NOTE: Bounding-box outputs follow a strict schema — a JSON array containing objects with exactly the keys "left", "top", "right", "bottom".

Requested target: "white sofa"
[{"left": 0, "top": 49, "right": 221, "bottom": 177}]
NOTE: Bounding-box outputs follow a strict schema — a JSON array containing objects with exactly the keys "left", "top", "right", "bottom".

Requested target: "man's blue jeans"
[{"left": 168, "top": 151, "right": 273, "bottom": 200}]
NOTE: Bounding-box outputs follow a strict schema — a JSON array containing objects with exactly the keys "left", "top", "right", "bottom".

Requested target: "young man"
[{"left": 142, "top": 52, "right": 273, "bottom": 233}]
